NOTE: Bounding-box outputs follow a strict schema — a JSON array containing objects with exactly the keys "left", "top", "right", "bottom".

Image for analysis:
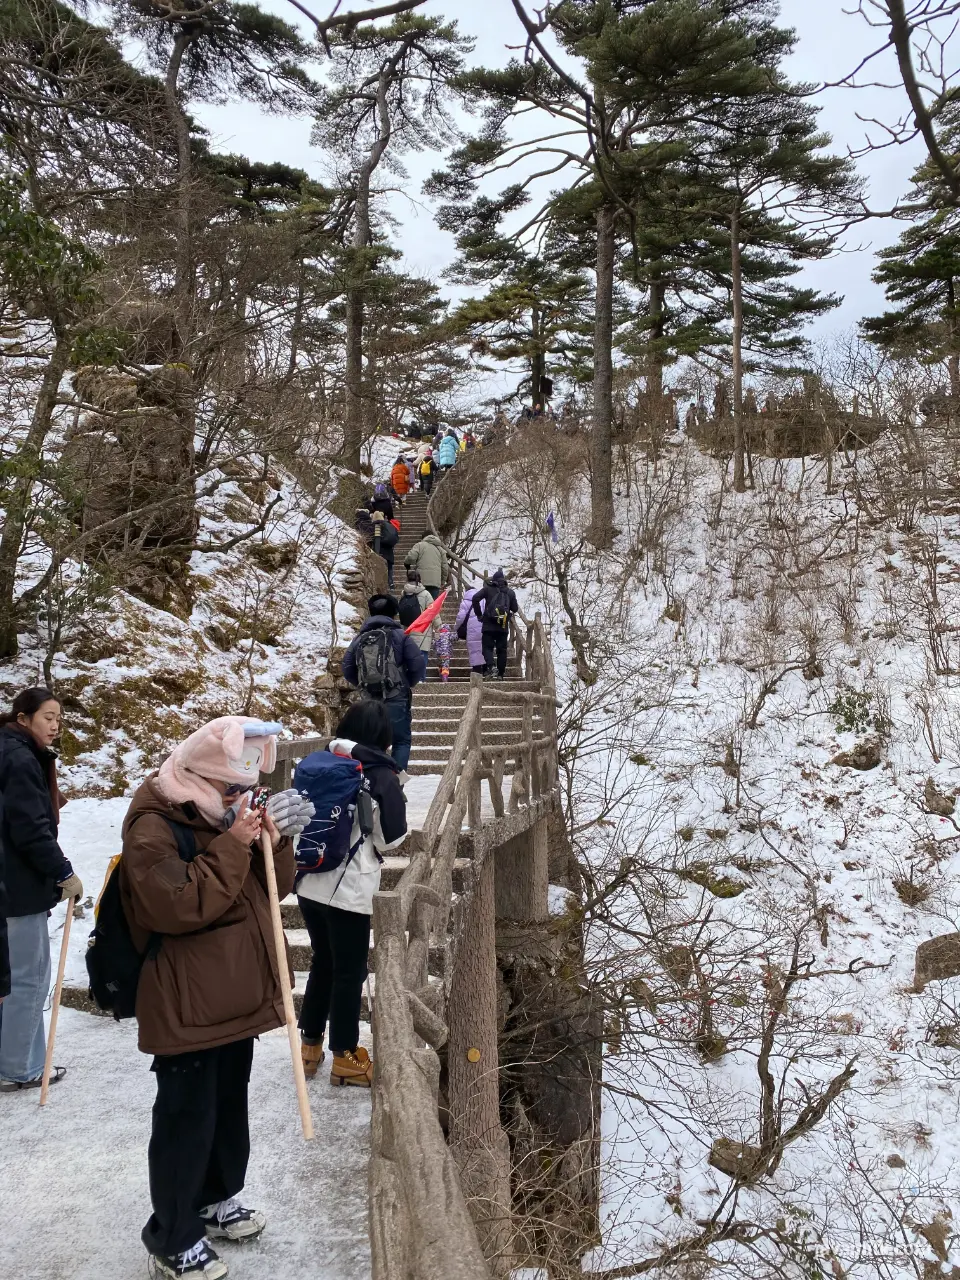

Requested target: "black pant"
[
  {"left": 143, "top": 1038, "right": 254, "bottom": 1256},
  {"left": 426, "top": 584, "right": 442, "bottom": 600},
  {"left": 385, "top": 695, "right": 412, "bottom": 771},
  {"left": 419, "top": 473, "right": 433, "bottom": 495},
  {"left": 482, "top": 629, "right": 509, "bottom": 676},
  {"left": 297, "top": 897, "right": 370, "bottom": 1054}
]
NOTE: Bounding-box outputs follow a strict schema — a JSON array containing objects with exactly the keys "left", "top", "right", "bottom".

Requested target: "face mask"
[{"left": 223, "top": 796, "right": 245, "bottom": 830}]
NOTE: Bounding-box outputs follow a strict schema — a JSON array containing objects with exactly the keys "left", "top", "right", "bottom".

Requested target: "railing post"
[
  {"left": 494, "top": 821, "right": 549, "bottom": 924},
  {"left": 447, "top": 851, "right": 513, "bottom": 1273}
]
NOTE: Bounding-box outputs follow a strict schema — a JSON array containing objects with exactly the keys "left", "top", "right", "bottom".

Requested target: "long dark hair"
[
  {"left": 0, "top": 686, "right": 59, "bottom": 727},
  {"left": 336, "top": 700, "right": 392, "bottom": 752}
]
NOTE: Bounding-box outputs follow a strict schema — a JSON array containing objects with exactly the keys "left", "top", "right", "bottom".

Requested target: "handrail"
[
  {"left": 262, "top": 567, "right": 558, "bottom": 1275},
  {"left": 369, "top": 626, "right": 557, "bottom": 1278}
]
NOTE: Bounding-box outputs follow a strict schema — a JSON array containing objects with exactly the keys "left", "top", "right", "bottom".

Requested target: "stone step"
[
  {"left": 291, "top": 972, "right": 443, "bottom": 1021},
  {"left": 412, "top": 729, "right": 527, "bottom": 747},
  {"left": 407, "top": 755, "right": 521, "bottom": 774},
  {"left": 414, "top": 714, "right": 529, "bottom": 729},
  {"left": 285, "top": 929, "right": 447, "bottom": 977},
  {"left": 413, "top": 681, "right": 537, "bottom": 700}
]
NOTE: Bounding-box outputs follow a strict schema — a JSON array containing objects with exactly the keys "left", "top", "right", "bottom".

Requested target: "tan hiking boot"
[
  {"left": 330, "top": 1048, "right": 373, "bottom": 1087},
  {"left": 301, "top": 1041, "right": 325, "bottom": 1079}
]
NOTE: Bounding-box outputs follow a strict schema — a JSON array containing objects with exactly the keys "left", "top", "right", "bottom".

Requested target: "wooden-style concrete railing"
[{"left": 369, "top": 653, "right": 558, "bottom": 1279}]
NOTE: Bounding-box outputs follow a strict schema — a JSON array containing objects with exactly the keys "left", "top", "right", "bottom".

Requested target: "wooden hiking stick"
[
  {"left": 260, "top": 826, "right": 314, "bottom": 1141},
  {"left": 40, "top": 897, "right": 74, "bottom": 1106}
]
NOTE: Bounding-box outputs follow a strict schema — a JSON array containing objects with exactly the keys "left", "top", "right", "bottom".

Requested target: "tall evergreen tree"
[
  {"left": 863, "top": 115, "right": 960, "bottom": 398},
  {"left": 680, "top": 91, "right": 860, "bottom": 487},
  {"left": 313, "top": 14, "right": 471, "bottom": 473},
  {"left": 434, "top": 188, "right": 593, "bottom": 406}
]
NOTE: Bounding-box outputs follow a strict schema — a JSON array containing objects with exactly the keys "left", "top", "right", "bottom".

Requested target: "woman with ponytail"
[{"left": 0, "top": 687, "right": 80, "bottom": 1091}]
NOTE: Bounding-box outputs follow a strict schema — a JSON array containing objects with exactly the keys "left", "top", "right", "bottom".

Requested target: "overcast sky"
[{"left": 193, "top": 0, "right": 926, "bottom": 354}]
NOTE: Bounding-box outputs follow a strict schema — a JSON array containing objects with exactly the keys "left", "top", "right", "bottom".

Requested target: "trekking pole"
[
  {"left": 260, "top": 826, "right": 314, "bottom": 1141},
  {"left": 40, "top": 897, "right": 75, "bottom": 1106}
]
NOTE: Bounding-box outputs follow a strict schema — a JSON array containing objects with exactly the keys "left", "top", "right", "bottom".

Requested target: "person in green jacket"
[{"left": 404, "top": 532, "right": 449, "bottom": 600}]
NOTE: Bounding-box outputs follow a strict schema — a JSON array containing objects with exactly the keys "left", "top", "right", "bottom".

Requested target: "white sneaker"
[{"left": 199, "top": 1198, "right": 266, "bottom": 1242}]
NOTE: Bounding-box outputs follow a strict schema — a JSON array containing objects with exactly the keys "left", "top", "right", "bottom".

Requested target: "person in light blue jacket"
[{"left": 437, "top": 430, "right": 459, "bottom": 475}]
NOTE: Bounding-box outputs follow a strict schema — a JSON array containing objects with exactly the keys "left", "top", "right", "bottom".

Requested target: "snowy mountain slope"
[
  {"left": 1, "top": 454, "right": 365, "bottom": 795},
  {"left": 460, "top": 425, "right": 960, "bottom": 1278}
]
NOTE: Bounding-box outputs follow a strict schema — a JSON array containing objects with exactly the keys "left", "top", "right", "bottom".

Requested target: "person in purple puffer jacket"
[{"left": 455, "top": 588, "right": 486, "bottom": 675}]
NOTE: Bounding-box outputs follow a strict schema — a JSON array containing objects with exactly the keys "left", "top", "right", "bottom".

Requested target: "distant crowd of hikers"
[{"left": 0, "top": 467, "right": 522, "bottom": 1278}]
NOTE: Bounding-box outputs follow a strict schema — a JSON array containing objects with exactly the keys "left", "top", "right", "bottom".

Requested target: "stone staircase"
[{"left": 284, "top": 486, "right": 542, "bottom": 1017}]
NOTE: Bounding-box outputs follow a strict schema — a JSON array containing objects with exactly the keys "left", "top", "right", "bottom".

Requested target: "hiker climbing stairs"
[{"left": 280, "top": 484, "right": 544, "bottom": 1018}]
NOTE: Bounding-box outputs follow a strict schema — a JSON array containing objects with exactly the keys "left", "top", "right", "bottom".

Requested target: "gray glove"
[{"left": 266, "top": 789, "right": 315, "bottom": 838}]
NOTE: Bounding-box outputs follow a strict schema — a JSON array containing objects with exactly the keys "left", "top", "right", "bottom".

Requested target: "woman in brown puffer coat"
[{"left": 120, "top": 716, "right": 312, "bottom": 1280}]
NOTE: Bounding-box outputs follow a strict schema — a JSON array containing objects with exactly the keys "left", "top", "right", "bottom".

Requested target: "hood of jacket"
[
  {"left": 122, "top": 774, "right": 225, "bottom": 839},
  {"left": 402, "top": 582, "right": 423, "bottom": 597},
  {"left": 361, "top": 614, "right": 403, "bottom": 633},
  {"left": 422, "top": 533, "right": 443, "bottom": 548},
  {"left": 330, "top": 738, "right": 398, "bottom": 774},
  {"left": 1, "top": 722, "right": 58, "bottom": 769}
]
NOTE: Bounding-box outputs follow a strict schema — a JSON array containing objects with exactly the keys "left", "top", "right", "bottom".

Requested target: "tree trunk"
[
  {"left": 0, "top": 330, "right": 72, "bottom": 658},
  {"left": 343, "top": 174, "right": 368, "bottom": 475},
  {"left": 530, "top": 302, "right": 544, "bottom": 408},
  {"left": 647, "top": 272, "right": 665, "bottom": 457},
  {"left": 647, "top": 273, "right": 664, "bottom": 400},
  {"left": 730, "top": 208, "right": 746, "bottom": 493},
  {"left": 343, "top": 66, "right": 393, "bottom": 474},
  {"left": 164, "top": 31, "right": 195, "bottom": 359},
  {"left": 589, "top": 204, "right": 615, "bottom": 548},
  {"left": 947, "top": 278, "right": 960, "bottom": 403}
]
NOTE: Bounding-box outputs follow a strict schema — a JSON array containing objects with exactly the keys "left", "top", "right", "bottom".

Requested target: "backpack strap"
[
  {"left": 122, "top": 814, "right": 197, "bottom": 961},
  {"left": 125, "top": 811, "right": 198, "bottom": 863},
  {"left": 163, "top": 818, "right": 197, "bottom": 863}
]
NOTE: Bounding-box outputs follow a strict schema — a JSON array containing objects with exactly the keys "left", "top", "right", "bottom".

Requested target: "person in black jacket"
[
  {"left": 370, "top": 510, "right": 399, "bottom": 589},
  {"left": 0, "top": 825, "right": 9, "bottom": 1005},
  {"left": 341, "top": 596, "right": 426, "bottom": 773},
  {"left": 0, "top": 688, "right": 81, "bottom": 1090},
  {"left": 471, "top": 569, "right": 520, "bottom": 679}
]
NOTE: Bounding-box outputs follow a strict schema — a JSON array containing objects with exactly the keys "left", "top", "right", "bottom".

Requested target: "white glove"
[{"left": 266, "top": 789, "right": 315, "bottom": 838}]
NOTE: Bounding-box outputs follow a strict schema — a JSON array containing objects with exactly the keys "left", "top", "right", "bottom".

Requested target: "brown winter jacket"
[
  {"left": 119, "top": 776, "right": 295, "bottom": 1057},
  {"left": 391, "top": 461, "right": 411, "bottom": 496}
]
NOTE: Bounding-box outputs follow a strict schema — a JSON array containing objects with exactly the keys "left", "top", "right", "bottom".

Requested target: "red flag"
[{"left": 405, "top": 588, "right": 449, "bottom": 634}]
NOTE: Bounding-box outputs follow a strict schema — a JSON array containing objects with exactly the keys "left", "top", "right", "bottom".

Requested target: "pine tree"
[
  {"left": 677, "top": 86, "right": 860, "bottom": 487},
  {"left": 863, "top": 117, "right": 960, "bottom": 398},
  {"left": 433, "top": 188, "right": 593, "bottom": 407},
  {"left": 313, "top": 14, "right": 471, "bottom": 473}
]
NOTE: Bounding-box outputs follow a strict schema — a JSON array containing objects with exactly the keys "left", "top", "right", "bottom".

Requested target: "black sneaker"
[
  {"left": 149, "top": 1238, "right": 227, "bottom": 1279},
  {"left": 199, "top": 1198, "right": 266, "bottom": 1242}
]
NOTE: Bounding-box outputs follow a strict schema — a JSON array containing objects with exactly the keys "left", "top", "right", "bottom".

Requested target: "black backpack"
[
  {"left": 85, "top": 817, "right": 195, "bottom": 1020},
  {"left": 356, "top": 627, "right": 406, "bottom": 700},
  {"left": 487, "top": 585, "right": 513, "bottom": 630},
  {"left": 397, "top": 592, "right": 423, "bottom": 629}
]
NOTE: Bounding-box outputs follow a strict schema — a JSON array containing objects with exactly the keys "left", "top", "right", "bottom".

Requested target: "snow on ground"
[
  {"left": 7, "top": 802, "right": 373, "bottom": 1280},
  {"left": 461, "top": 426, "right": 960, "bottom": 1276},
  {"left": 0, "top": 1010, "right": 372, "bottom": 1280}
]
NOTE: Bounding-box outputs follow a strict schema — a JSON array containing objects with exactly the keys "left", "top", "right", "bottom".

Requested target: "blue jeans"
[
  {"left": 0, "top": 912, "right": 51, "bottom": 1082},
  {"left": 386, "top": 697, "right": 413, "bottom": 772}
]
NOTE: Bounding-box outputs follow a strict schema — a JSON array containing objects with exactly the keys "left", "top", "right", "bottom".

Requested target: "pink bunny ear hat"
[{"left": 156, "top": 716, "right": 280, "bottom": 824}]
